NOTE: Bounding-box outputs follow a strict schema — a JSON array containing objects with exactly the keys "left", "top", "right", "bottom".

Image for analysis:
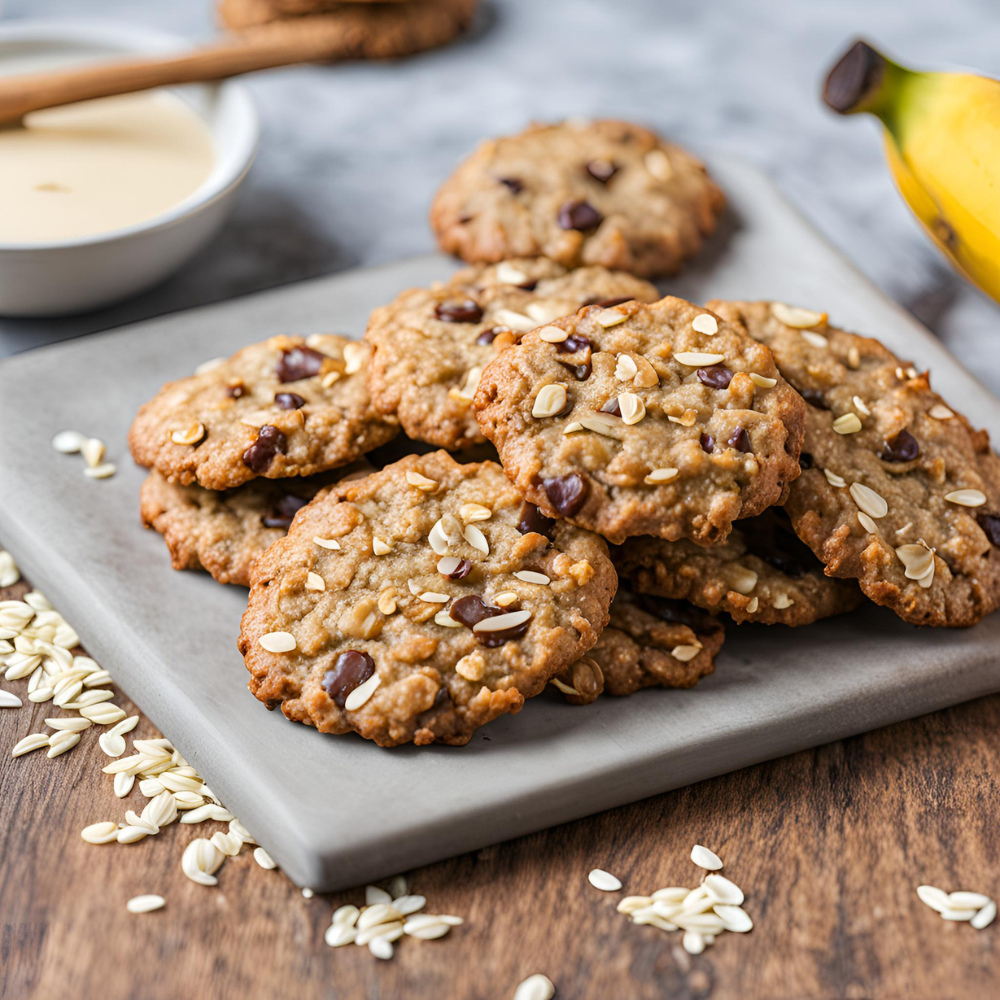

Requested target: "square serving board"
[{"left": 2, "top": 156, "right": 999, "bottom": 891}]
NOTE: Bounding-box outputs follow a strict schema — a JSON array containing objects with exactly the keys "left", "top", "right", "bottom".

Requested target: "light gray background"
[{"left": 2, "top": 0, "right": 1000, "bottom": 389}]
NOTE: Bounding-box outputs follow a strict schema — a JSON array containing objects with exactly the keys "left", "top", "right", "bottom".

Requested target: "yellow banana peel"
[{"left": 825, "top": 40, "right": 1000, "bottom": 303}]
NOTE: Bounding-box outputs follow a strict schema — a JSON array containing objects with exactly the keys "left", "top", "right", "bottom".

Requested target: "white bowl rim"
[{"left": 0, "top": 19, "right": 259, "bottom": 253}]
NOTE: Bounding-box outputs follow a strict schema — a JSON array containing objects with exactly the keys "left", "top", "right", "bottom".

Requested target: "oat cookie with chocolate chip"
[
  {"left": 711, "top": 300, "right": 1000, "bottom": 627},
  {"left": 553, "top": 591, "right": 724, "bottom": 704},
  {"left": 139, "top": 464, "right": 369, "bottom": 587},
  {"left": 615, "top": 508, "right": 861, "bottom": 626},
  {"left": 238, "top": 451, "right": 616, "bottom": 746},
  {"left": 129, "top": 335, "right": 398, "bottom": 491},
  {"left": 431, "top": 119, "right": 724, "bottom": 279},
  {"left": 365, "top": 257, "right": 657, "bottom": 450},
  {"left": 474, "top": 296, "right": 805, "bottom": 545}
]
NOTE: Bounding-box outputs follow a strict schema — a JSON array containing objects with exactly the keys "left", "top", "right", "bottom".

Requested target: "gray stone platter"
[{"left": 1, "top": 157, "right": 998, "bottom": 891}]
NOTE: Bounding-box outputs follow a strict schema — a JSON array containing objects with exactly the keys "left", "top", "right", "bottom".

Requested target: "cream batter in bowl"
[{"left": 0, "top": 22, "right": 258, "bottom": 317}]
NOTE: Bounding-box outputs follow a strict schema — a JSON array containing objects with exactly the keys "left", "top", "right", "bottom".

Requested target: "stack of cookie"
[{"left": 130, "top": 118, "right": 1000, "bottom": 748}]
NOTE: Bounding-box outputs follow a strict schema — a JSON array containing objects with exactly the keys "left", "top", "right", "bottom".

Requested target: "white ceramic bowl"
[{"left": 0, "top": 22, "right": 258, "bottom": 317}]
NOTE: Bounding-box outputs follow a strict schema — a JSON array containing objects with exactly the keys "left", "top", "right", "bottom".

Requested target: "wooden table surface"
[{"left": 2, "top": 568, "right": 997, "bottom": 1000}]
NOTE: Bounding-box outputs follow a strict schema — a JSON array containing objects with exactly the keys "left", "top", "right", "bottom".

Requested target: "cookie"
[
  {"left": 365, "top": 257, "right": 658, "bottom": 450},
  {"left": 553, "top": 591, "right": 724, "bottom": 704},
  {"left": 218, "top": 0, "right": 476, "bottom": 62},
  {"left": 430, "top": 119, "right": 725, "bottom": 278},
  {"left": 474, "top": 296, "right": 805, "bottom": 545},
  {"left": 221, "top": 0, "right": 406, "bottom": 30},
  {"left": 615, "top": 508, "right": 862, "bottom": 626},
  {"left": 710, "top": 300, "right": 1000, "bottom": 627},
  {"left": 139, "top": 465, "right": 369, "bottom": 587},
  {"left": 238, "top": 451, "right": 616, "bottom": 746},
  {"left": 129, "top": 335, "right": 398, "bottom": 491}
]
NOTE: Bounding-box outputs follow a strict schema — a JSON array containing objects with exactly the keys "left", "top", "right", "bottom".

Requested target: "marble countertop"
[{"left": 3, "top": 0, "right": 1000, "bottom": 392}]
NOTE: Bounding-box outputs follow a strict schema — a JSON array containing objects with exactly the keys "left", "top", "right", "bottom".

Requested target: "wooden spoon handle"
[{"left": 0, "top": 26, "right": 343, "bottom": 125}]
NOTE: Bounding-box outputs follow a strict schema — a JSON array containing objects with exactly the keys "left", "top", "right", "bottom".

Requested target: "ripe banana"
[{"left": 824, "top": 40, "right": 1000, "bottom": 303}]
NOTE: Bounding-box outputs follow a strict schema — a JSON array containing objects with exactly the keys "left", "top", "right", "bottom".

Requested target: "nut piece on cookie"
[
  {"left": 430, "top": 119, "right": 725, "bottom": 278},
  {"left": 711, "top": 300, "right": 1000, "bottom": 627},
  {"left": 129, "top": 334, "right": 398, "bottom": 491},
  {"left": 139, "top": 464, "right": 370, "bottom": 587},
  {"left": 365, "top": 257, "right": 658, "bottom": 451},
  {"left": 553, "top": 591, "right": 725, "bottom": 704},
  {"left": 237, "top": 451, "right": 617, "bottom": 747},
  {"left": 474, "top": 296, "right": 805, "bottom": 545},
  {"left": 615, "top": 507, "right": 862, "bottom": 626}
]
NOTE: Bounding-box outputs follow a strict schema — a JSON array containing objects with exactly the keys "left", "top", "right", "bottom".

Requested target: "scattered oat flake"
[
  {"left": 127, "top": 894, "right": 166, "bottom": 914},
  {"left": 588, "top": 869, "right": 622, "bottom": 891},
  {"left": 690, "top": 845, "right": 723, "bottom": 870},
  {"left": 51, "top": 430, "right": 86, "bottom": 453},
  {"left": 84, "top": 463, "right": 117, "bottom": 480},
  {"left": 0, "top": 550, "right": 20, "bottom": 587},
  {"left": 514, "top": 974, "right": 555, "bottom": 1000}
]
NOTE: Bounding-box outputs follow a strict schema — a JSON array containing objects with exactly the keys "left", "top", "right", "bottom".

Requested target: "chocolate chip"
[
  {"left": 555, "top": 334, "right": 591, "bottom": 354},
  {"left": 558, "top": 199, "right": 603, "bottom": 231},
  {"left": 261, "top": 493, "right": 309, "bottom": 530},
  {"left": 977, "top": 513, "right": 1000, "bottom": 547},
  {"left": 585, "top": 159, "right": 618, "bottom": 184},
  {"left": 800, "top": 452, "right": 814, "bottom": 470},
  {"left": 800, "top": 387, "right": 829, "bottom": 410},
  {"left": 435, "top": 299, "right": 483, "bottom": 323},
  {"left": 449, "top": 595, "right": 504, "bottom": 629},
  {"left": 517, "top": 501, "right": 555, "bottom": 538},
  {"left": 322, "top": 650, "right": 375, "bottom": 708},
  {"left": 542, "top": 473, "right": 588, "bottom": 516},
  {"left": 226, "top": 382, "right": 246, "bottom": 399},
  {"left": 277, "top": 346, "right": 326, "bottom": 383},
  {"left": 242, "top": 424, "right": 287, "bottom": 473},
  {"left": 632, "top": 592, "right": 723, "bottom": 636},
  {"left": 880, "top": 428, "right": 919, "bottom": 463},
  {"left": 274, "top": 392, "right": 305, "bottom": 410},
  {"left": 700, "top": 433, "right": 715, "bottom": 453},
  {"left": 476, "top": 329, "right": 498, "bottom": 346},
  {"left": 742, "top": 510, "right": 819, "bottom": 578},
  {"left": 445, "top": 559, "right": 473, "bottom": 581},
  {"left": 558, "top": 360, "right": 592, "bottom": 381},
  {"left": 586, "top": 295, "right": 632, "bottom": 308},
  {"left": 727, "top": 426, "right": 752, "bottom": 453},
  {"left": 498, "top": 177, "right": 523, "bottom": 194},
  {"left": 518, "top": 279, "right": 539, "bottom": 291},
  {"left": 600, "top": 397, "right": 622, "bottom": 417},
  {"left": 697, "top": 366, "right": 734, "bottom": 390}
]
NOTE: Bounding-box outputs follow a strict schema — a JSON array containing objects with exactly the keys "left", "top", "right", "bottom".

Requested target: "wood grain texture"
[{"left": 1, "top": 569, "right": 997, "bottom": 1000}]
